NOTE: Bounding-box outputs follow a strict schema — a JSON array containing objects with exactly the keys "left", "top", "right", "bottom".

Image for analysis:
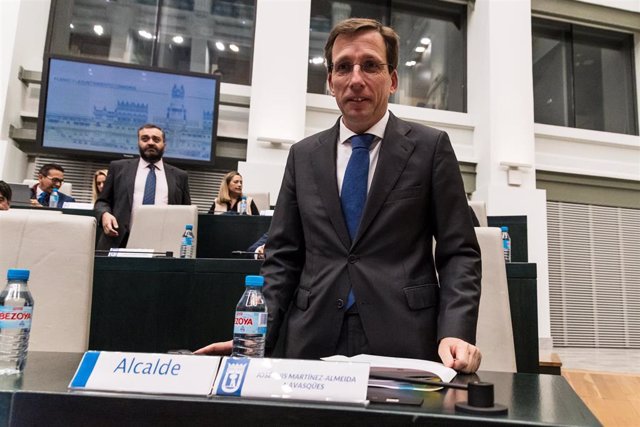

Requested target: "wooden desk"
[{"left": 0, "top": 352, "right": 600, "bottom": 426}]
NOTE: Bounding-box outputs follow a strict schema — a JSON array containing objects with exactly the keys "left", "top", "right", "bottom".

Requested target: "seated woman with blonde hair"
[
  {"left": 92, "top": 169, "right": 108, "bottom": 204},
  {"left": 209, "top": 171, "right": 259, "bottom": 215}
]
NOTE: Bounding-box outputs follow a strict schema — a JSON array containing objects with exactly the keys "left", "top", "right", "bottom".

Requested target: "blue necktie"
[
  {"left": 38, "top": 192, "right": 48, "bottom": 207},
  {"left": 341, "top": 133, "right": 375, "bottom": 309},
  {"left": 142, "top": 164, "right": 156, "bottom": 205}
]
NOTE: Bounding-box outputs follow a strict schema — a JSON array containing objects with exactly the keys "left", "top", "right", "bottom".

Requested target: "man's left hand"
[{"left": 438, "top": 337, "right": 482, "bottom": 374}]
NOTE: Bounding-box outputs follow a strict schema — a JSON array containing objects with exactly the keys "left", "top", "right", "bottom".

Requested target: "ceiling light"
[
  {"left": 420, "top": 37, "right": 431, "bottom": 46},
  {"left": 215, "top": 41, "right": 225, "bottom": 51},
  {"left": 405, "top": 60, "right": 417, "bottom": 67},
  {"left": 415, "top": 46, "right": 426, "bottom": 53},
  {"left": 172, "top": 35, "right": 184, "bottom": 44},
  {"left": 93, "top": 24, "right": 104, "bottom": 36},
  {"left": 229, "top": 44, "right": 239, "bottom": 52},
  {"left": 309, "top": 56, "right": 324, "bottom": 65},
  {"left": 138, "top": 30, "right": 153, "bottom": 40},
  {"left": 69, "top": 23, "right": 74, "bottom": 29}
]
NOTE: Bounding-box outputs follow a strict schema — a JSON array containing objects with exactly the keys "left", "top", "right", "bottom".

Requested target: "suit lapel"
[
  {"left": 310, "top": 121, "right": 351, "bottom": 250},
  {"left": 354, "top": 113, "right": 415, "bottom": 246},
  {"left": 164, "top": 163, "right": 176, "bottom": 204},
  {"left": 124, "top": 159, "right": 138, "bottom": 210}
]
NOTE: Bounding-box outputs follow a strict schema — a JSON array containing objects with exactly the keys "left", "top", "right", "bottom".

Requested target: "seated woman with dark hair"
[{"left": 209, "top": 171, "right": 259, "bottom": 215}]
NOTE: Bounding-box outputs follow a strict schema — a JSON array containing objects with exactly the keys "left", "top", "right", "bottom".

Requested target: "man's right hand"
[
  {"left": 101, "top": 212, "right": 119, "bottom": 237},
  {"left": 194, "top": 340, "right": 233, "bottom": 355}
]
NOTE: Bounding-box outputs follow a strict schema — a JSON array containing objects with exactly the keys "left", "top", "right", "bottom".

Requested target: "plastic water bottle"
[
  {"left": 238, "top": 196, "right": 248, "bottom": 215},
  {"left": 232, "top": 275, "right": 267, "bottom": 357},
  {"left": 501, "top": 226, "right": 512, "bottom": 263},
  {"left": 49, "top": 188, "right": 59, "bottom": 208},
  {"left": 179, "top": 224, "right": 195, "bottom": 259},
  {"left": 0, "top": 269, "right": 34, "bottom": 375}
]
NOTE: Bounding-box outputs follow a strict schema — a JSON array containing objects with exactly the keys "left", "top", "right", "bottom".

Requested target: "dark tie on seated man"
[
  {"left": 196, "top": 18, "right": 482, "bottom": 374},
  {"left": 95, "top": 123, "right": 191, "bottom": 250},
  {"left": 29, "top": 163, "right": 76, "bottom": 208}
]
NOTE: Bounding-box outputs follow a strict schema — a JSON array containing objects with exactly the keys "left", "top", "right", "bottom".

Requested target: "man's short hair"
[
  {"left": 38, "top": 163, "right": 65, "bottom": 177},
  {"left": 324, "top": 18, "right": 399, "bottom": 73},
  {"left": 0, "top": 180, "right": 11, "bottom": 202},
  {"left": 137, "top": 123, "right": 165, "bottom": 141}
]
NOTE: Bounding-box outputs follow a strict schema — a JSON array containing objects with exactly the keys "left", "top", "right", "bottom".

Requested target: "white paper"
[{"left": 321, "top": 354, "right": 456, "bottom": 383}]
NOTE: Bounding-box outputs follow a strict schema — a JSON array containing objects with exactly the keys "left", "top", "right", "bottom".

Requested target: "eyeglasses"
[
  {"left": 46, "top": 176, "right": 64, "bottom": 185},
  {"left": 330, "top": 60, "right": 392, "bottom": 76}
]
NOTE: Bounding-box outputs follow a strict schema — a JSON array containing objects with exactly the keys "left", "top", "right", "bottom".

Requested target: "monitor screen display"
[{"left": 37, "top": 56, "right": 220, "bottom": 166}]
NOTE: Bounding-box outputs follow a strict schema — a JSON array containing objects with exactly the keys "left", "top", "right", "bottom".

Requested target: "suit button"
[
  {"left": 348, "top": 255, "right": 359, "bottom": 264},
  {"left": 337, "top": 299, "right": 344, "bottom": 309}
]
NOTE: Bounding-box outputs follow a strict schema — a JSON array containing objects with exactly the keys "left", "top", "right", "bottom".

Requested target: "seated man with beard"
[{"left": 95, "top": 123, "right": 192, "bottom": 250}]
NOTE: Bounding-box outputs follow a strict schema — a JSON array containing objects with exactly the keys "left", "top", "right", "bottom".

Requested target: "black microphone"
[{"left": 369, "top": 372, "right": 508, "bottom": 414}]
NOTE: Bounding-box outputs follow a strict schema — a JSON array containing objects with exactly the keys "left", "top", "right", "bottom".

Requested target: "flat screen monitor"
[{"left": 37, "top": 56, "right": 220, "bottom": 167}]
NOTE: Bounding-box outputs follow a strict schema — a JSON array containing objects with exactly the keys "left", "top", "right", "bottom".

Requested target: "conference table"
[{"left": 0, "top": 352, "right": 600, "bottom": 426}]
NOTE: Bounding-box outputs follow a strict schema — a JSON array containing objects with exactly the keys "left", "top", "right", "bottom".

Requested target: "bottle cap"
[
  {"left": 500, "top": 226, "right": 509, "bottom": 232},
  {"left": 185, "top": 224, "right": 193, "bottom": 230},
  {"left": 245, "top": 275, "right": 264, "bottom": 287},
  {"left": 53, "top": 188, "right": 58, "bottom": 192},
  {"left": 7, "top": 269, "right": 30, "bottom": 281}
]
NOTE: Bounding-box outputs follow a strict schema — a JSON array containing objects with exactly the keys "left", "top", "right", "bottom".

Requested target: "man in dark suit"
[
  {"left": 95, "top": 124, "right": 191, "bottom": 250},
  {"left": 197, "top": 19, "right": 481, "bottom": 373},
  {"left": 29, "top": 163, "right": 76, "bottom": 208}
]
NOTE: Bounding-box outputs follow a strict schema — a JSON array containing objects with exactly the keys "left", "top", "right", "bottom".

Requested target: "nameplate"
[
  {"left": 108, "top": 248, "right": 155, "bottom": 258},
  {"left": 69, "top": 351, "right": 221, "bottom": 396},
  {"left": 213, "top": 357, "right": 369, "bottom": 404}
]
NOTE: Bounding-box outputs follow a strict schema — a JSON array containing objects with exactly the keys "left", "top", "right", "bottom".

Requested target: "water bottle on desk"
[
  {"left": 501, "top": 226, "right": 512, "bottom": 263},
  {"left": 232, "top": 275, "right": 267, "bottom": 357},
  {"left": 49, "top": 188, "right": 59, "bottom": 208},
  {"left": 238, "top": 196, "right": 248, "bottom": 215},
  {"left": 0, "top": 269, "right": 34, "bottom": 375},
  {"left": 180, "top": 224, "right": 195, "bottom": 258}
]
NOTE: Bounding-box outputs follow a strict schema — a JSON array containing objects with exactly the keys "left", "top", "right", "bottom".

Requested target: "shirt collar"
[
  {"left": 139, "top": 157, "right": 164, "bottom": 171},
  {"left": 339, "top": 110, "right": 389, "bottom": 145}
]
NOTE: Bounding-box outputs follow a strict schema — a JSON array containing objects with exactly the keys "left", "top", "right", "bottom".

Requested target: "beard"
[{"left": 139, "top": 146, "right": 164, "bottom": 163}]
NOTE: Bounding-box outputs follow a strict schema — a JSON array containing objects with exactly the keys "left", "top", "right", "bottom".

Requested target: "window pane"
[
  {"left": 532, "top": 18, "right": 638, "bottom": 135},
  {"left": 48, "top": 0, "right": 256, "bottom": 85},
  {"left": 572, "top": 26, "right": 637, "bottom": 135},
  {"left": 308, "top": 0, "right": 467, "bottom": 112},
  {"left": 532, "top": 19, "right": 573, "bottom": 128}
]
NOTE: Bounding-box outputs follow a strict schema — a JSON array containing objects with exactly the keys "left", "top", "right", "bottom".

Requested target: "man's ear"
[{"left": 328, "top": 72, "right": 335, "bottom": 96}]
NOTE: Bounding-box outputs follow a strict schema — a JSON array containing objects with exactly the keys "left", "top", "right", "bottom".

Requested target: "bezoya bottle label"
[
  {"left": 233, "top": 311, "right": 267, "bottom": 335},
  {"left": 0, "top": 306, "right": 33, "bottom": 329},
  {"left": 182, "top": 236, "right": 193, "bottom": 246}
]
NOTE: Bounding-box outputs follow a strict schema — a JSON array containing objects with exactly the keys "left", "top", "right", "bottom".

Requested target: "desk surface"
[{"left": 0, "top": 352, "right": 599, "bottom": 426}]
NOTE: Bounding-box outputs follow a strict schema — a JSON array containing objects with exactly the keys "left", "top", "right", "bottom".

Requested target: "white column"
[
  {"left": 0, "top": 0, "right": 50, "bottom": 181},
  {"left": 237, "top": 0, "right": 311, "bottom": 205},
  {"left": 468, "top": 0, "right": 552, "bottom": 346}
]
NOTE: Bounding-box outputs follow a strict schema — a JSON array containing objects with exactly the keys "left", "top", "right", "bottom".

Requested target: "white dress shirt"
[
  {"left": 131, "top": 158, "right": 169, "bottom": 223},
  {"left": 336, "top": 110, "right": 389, "bottom": 195}
]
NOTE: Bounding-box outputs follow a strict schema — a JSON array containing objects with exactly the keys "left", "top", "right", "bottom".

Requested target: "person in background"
[
  {"left": 197, "top": 18, "right": 482, "bottom": 373},
  {"left": 92, "top": 169, "right": 108, "bottom": 204},
  {"left": 95, "top": 123, "right": 191, "bottom": 250},
  {"left": 209, "top": 171, "right": 259, "bottom": 215},
  {"left": 29, "top": 163, "right": 76, "bottom": 208},
  {"left": 0, "top": 180, "right": 11, "bottom": 210}
]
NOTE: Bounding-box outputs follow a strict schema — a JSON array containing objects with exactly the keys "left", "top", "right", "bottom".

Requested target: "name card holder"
[
  {"left": 69, "top": 351, "right": 221, "bottom": 396},
  {"left": 213, "top": 357, "right": 369, "bottom": 405}
]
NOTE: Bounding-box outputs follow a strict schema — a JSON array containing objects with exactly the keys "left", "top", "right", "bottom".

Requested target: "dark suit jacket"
[
  {"left": 30, "top": 185, "right": 76, "bottom": 208},
  {"left": 95, "top": 158, "right": 191, "bottom": 250},
  {"left": 261, "top": 113, "right": 481, "bottom": 361}
]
